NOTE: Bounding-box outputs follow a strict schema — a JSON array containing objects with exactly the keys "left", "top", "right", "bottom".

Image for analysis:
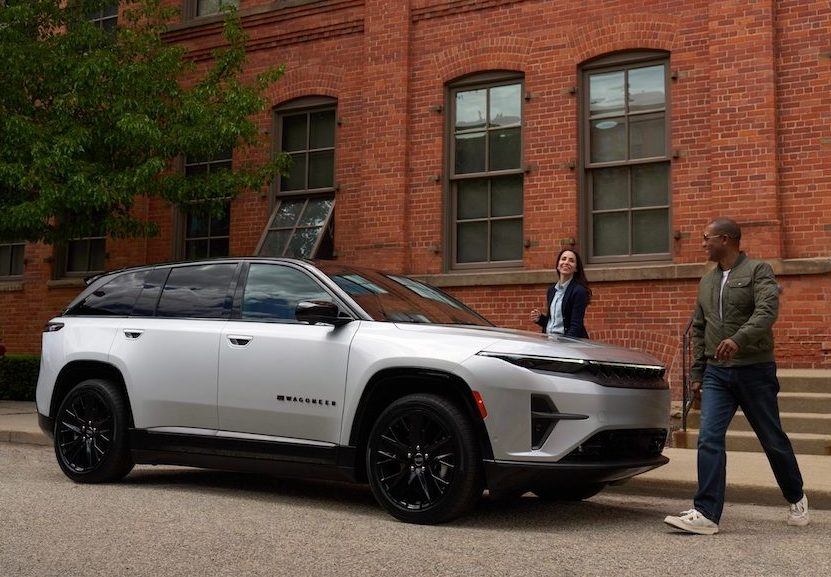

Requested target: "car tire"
[
  {"left": 54, "top": 379, "right": 134, "bottom": 483},
  {"left": 532, "top": 482, "right": 606, "bottom": 502},
  {"left": 366, "top": 393, "right": 483, "bottom": 524}
]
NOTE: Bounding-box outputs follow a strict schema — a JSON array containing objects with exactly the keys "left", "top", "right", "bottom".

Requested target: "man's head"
[{"left": 702, "top": 217, "right": 741, "bottom": 263}]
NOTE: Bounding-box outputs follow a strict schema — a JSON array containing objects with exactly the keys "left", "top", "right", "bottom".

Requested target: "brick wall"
[{"left": 2, "top": 0, "right": 830, "bottom": 393}]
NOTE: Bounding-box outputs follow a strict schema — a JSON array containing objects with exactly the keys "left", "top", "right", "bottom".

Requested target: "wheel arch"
[
  {"left": 347, "top": 367, "right": 493, "bottom": 483},
  {"left": 50, "top": 361, "right": 134, "bottom": 428}
]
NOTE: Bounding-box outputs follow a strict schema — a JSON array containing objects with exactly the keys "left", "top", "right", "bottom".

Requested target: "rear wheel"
[
  {"left": 366, "top": 393, "right": 483, "bottom": 524},
  {"left": 533, "top": 482, "right": 606, "bottom": 502},
  {"left": 54, "top": 379, "right": 134, "bottom": 483}
]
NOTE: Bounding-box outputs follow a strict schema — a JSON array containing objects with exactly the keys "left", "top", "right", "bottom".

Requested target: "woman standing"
[{"left": 530, "top": 249, "right": 591, "bottom": 338}]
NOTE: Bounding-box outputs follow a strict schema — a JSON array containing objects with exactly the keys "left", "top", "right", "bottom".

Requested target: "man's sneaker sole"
[
  {"left": 787, "top": 516, "right": 809, "bottom": 527},
  {"left": 663, "top": 515, "right": 719, "bottom": 535}
]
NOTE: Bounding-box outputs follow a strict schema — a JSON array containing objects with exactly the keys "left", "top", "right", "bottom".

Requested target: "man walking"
[{"left": 664, "top": 217, "right": 809, "bottom": 534}]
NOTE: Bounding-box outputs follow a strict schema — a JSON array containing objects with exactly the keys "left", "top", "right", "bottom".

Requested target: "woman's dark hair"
[{"left": 555, "top": 248, "right": 592, "bottom": 304}]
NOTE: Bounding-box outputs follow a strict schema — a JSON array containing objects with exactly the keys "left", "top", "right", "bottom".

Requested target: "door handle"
[
  {"left": 228, "top": 335, "right": 253, "bottom": 346},
  {"left": 123, "top": 330, "right": 144, "bottom": 339}
]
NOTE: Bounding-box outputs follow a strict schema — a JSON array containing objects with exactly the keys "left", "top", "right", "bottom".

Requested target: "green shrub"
[{"left": 0, "top": 355, "right": 40, "bottom": 401}]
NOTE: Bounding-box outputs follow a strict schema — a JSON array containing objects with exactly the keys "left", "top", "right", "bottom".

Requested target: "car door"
[
  {"left": 109, "top": 263, "right": 238, "bottom": 431},
  {"left": 217, "top": 262, "right": 358, "bottom": 444}
]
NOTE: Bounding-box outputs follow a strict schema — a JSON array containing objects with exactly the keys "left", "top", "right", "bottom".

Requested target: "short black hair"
[{"left": 709, "top": 217, "right": 742, "bottom": 241}]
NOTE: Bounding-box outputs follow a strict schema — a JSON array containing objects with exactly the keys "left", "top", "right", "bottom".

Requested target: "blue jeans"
[{"left": 694, "top": 363, "right": 804, "bottom": 523}]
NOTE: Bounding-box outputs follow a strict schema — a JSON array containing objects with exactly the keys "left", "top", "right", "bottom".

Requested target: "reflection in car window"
[
  {"left": 324, "top": 266, "right": 492, "bottom": 326},
  {"left": 241, "top": 264, "right": 331, "bottom": 321},
  {"left": 68, "top": 271, "right": 149, "bottom": 316},
  {"left": 156, "top": 264, "right": 236, "bottom": 318}
]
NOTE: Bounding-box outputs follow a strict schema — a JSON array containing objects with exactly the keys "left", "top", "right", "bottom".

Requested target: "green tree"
[{"left": 0, "top": 0, "right": 286, "bottom": 244}]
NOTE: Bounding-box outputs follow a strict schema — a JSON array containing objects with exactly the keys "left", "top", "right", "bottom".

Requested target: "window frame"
[
  {"left": 178, "top": 150, "right": 234, "bottom": 261},
  {"left": 446, "top": 71, "right": 525, "bottom": 271},
  {"left": 0, "top": 241, "right": 25, "bottom": 279},
  {"left": 580, "top": 51, "right": 672, "bottom": 264},
  {"left": 88, "top": 3, "right": 118, "bottom": 31},
  {"left": 185, "top": 0, "right": 240, "bottom": 20},
  {"left": 259, "top": 96, "right": 338, "bottom": 260},
  {"left": 56, "top": 236, "right": 107, "bottom": 279}
]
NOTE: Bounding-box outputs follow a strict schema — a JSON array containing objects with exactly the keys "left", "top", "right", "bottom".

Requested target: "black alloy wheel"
[
  {"left": 366, "top": 393, "right": 483, "bottom": 524},
  {"left": 54, "top": 379, "right": 134, "bottom": 483}
]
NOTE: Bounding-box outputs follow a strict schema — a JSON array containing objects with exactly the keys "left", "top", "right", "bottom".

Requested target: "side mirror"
[{"left": 295, "top": 300, "right": 352, "bottom": 327}]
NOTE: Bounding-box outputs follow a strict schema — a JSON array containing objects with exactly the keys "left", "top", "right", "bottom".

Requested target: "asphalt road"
[{"left": 0, "top": 444, "right": 828, "bottom": 577}]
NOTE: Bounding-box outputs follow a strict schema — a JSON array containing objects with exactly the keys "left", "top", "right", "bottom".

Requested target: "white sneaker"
[
  {"left": 788, "top": 494, "right": 809, "bottom": 526},
  {"left": 664, "top": 509, "right": 719, "bottom": 535}
]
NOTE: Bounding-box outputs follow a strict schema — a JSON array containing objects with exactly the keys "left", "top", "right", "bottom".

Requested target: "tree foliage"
[{"left": 0, "top": 0, "right": 286, "bottom": 244}]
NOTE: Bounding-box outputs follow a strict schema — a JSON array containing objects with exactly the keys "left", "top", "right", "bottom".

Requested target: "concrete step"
[
  {"left": 777, "top": 392, "right": 831, "bottom": 413},
  {"left": 777, "top": 369, "right": 831, "bottom": 393},
  {"left": 685, "top": 410, "right": 831, "bottom": 434},
  {"left": 674, "top": 429, "right": 831, "bottom": 455}
]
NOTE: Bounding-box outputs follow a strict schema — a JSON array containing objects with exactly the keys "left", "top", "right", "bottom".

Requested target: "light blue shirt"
[{"left": 546, "top": 278, "right": 572, "bottom": 335}]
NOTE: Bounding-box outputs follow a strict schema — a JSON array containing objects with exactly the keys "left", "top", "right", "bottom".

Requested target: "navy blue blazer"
[{"left": 534, "top": 281, "right": 589, "bottom": 338}]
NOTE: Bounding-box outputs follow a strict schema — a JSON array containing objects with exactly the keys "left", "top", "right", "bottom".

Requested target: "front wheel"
[
  {"left": 366, "top": 393, "right": 483, "bottom": 524},
  {"left": 54, "top": 379, "right": 134, "bottom": 483}
]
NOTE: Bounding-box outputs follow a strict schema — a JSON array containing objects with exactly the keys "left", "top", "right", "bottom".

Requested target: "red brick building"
[{"left": 2, "top": 0, "right": 830, "bottom": 396}]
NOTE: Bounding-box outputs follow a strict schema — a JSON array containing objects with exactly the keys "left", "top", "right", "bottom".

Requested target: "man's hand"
[
  {"left": 530, "top": 308, "right": 542, "bottom": 323},
  {"left": 715, "top": 338, "right": 739, "bottom": 361}
]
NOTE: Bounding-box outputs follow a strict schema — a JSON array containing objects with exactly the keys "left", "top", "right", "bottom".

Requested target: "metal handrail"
[{"left": 681, "top": 316, "right": 694, "bottom": 431}]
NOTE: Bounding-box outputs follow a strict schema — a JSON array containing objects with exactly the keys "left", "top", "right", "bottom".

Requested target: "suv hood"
[{"left": 393, "top": 323, "right": 663, "bottom": 367}]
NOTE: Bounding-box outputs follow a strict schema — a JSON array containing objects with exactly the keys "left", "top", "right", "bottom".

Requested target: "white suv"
[{"left": 36, "top": 258, "right": 670, "bottom": 524}]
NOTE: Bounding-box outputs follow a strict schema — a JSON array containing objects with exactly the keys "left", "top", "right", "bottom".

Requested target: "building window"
[
  {"left": 61, "top": 236, "right": 106, "bottom": 277},
  {"left": 258, "top": 97, "right": 337, "bottom": 259},
  {"left": 194, "top": 0, "right": 239, "bottom": 18},
  {"left": 582, "top": 52, "right": 670, "bottom": 262},
  {"left": 0, "top": 242, "right": 24, "bottom": 278},
  {"left": 89, "top": 4, "right": 118, "bottom": 32},
  {"left": 182, "top": 151, "right": 232, "bottom": 260},
  {"left": 448, "top": 73, "right": 524, "bottom": 269}
]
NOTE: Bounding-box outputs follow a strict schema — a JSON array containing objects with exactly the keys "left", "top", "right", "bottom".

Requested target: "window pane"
[
  {"left": 186, "top": 212, "right": 210, "bottom": 237},
  {"left": 489, "top": 127, "right": 521, "bottom": 171},
  {"left": 298, "top": 198, "right": 333, "bottom": 226},
  {"left": 67, "top": 240, "right": 90, "bottom": 272},
  {"left": 590, "top": 118, "right": 625, "bottom": 163},
  {"left": 70, "top": 271, "right": 149, "bottom": 316},
  {"left": 457, "top": 222, "right": 488, "bottom": 263},
  {"left": 211, "top": 209, "right": 230, "bottom": 237},
  {"left": 628, "top": 65, "right": 665, "bottom": 112},
  {"left": 491, "top": 219, "right": 522, "bottom": 261},
  {"left": 287, "top": 227, "right": 321, "bottom": 258},
  {"left": 308, "top": 150, "right": 334, "bottom": 189},
  {"left": 309, "top": 110, "right": 335, "bottom": 149},
  {"left": 489, "top": 84, "right": 521, "bottom": 127},
  {"left": 629, "top": 114, "right": 665, "bottom": 159},
  {"left": 589, "top": 71, "right": 625, "bottom": 116},
  {"left": 632, "top": 163, "right": 669, "bottom": 207},
  {"left": 457, "top": 179, "right": 488, "bottom": 220},
  {"left": 0, "top": 246, "right": 10, "bottom": 276},
  {"left": 156, "top": 264, "right": 236, "bottom": 318},
  {"left": 272, "top": 200, "right": 304, "bottom": 228},
  {"left": 185, "top": 239, "right": 209, "bottom": 260},
  {"left": 592, "top": 167, "right": 629, "bottom": 210},
  {"left": 593, "top": 212, "right": 629, "bottom": 256},
  {"left": 261, "top": 230, "right": 290, "bottom": 257},
  {"left": 89, "top": 239, "right": 106, "bottom": 271},
  {"left": 280, "top": 153, "right": 307, "bottom": 191},
  {"left": 11, "top": 245, "right": 23, "bottom": 275},
  {"left": 455, "top": 89, "right": 487, "bottom": 130},
  {"left": 242, "top": 264, "right": 330, "bottom": 321},
  {"left": 209, "top": 238, "right": 229, "bottom": 258},
  {"left": 196, "top": 0, "right": 220, "bottom": 16},
  {"left": 455, "top": 132, "right": 486, "bottom": 174},
  {"left": 282, "top": 114, "right": 307, "bottom": 152},
  {"left": 491, "top": 175, "right": 523, "bottom": 217},
  {"left": 633, "top": 209, "right": 669, "bottom": 254}
]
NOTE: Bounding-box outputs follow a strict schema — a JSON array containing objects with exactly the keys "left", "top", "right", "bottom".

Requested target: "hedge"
[{"left": 0, "top": 355, "right": 40, "bottom": 401}]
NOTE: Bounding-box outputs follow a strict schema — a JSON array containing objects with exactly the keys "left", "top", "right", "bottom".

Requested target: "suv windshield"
[{"left": 319, "top": 264, "right": 492, "bottom": 326}]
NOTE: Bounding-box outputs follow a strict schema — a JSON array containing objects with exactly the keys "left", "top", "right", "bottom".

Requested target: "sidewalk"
[{"left": 2, "top": 400, "right": 829, "bottom": 509}]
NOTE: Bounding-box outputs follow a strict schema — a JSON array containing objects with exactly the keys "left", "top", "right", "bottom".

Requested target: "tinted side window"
[
  {"left": 241, "top": 264, "right": 331, "bottom": 321},
  {"left": 156, "top": 264, "right": 237, "bottom": 318},
  {"left": 67, "top": 271, "right": 149, "bottom": 316}
]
